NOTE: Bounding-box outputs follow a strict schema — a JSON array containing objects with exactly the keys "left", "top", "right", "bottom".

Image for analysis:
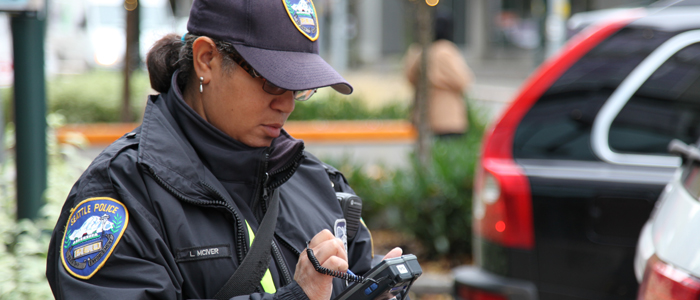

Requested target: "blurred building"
[
  {"left": 0, "top": 0, "right": 658, "bottom": 91},
  {"left": 352, "top": 0, "right": 655, "bottom": 68},
  {"left": 159, "top": 0, "right": 656, "bottom": 70}
]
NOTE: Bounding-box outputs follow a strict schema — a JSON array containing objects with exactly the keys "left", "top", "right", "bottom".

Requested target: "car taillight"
[
  {"left": 638, "top": 254, "right": 700, "bottom": 300},
  {"left": 455, "top": 284, "right": 508, "bottom": 300},
  {"left": 473, "top": 159, "right": 533, "bottom": 248},
  {"left": 472, "top": 15, "right": 639, "bottom": 250}
]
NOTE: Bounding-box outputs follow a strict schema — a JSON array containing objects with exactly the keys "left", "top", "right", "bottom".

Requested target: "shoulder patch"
[
  {"left": 282, "top": 0, "right": 319, "bottom": 41},
  {"left": 60, "top": 197, "right": 129, "bottom": 280}
]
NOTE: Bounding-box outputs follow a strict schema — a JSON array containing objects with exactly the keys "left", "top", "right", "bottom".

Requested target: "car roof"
[
  {"left": 650, "top": 0, "right": 700, "bottom": 8},
  {"left": 631, "top": 1, "right": 700, "bottom": 31}
]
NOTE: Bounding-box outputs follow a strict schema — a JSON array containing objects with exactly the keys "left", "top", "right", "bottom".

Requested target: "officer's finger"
[
  {"left": 322, "top": 255, "right": 349, "bottom": 272},
  {"left": 313, "top": 237, "right": 347, "bottom": 263},
  {"left": 308, "top": 229, "right": 334, "bottom": 248},
  {"left": 382, "top": 247, "right": 403, "bottom": 260}
]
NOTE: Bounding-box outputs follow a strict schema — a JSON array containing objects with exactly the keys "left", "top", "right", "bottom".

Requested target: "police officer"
[{"left": 46, "top": 0, "right": 401, "bottom": 299}]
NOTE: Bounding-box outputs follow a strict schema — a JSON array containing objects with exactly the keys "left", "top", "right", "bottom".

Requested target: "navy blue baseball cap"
[{"left": 187, "top": 0, "right": 353, "bottom": 95}]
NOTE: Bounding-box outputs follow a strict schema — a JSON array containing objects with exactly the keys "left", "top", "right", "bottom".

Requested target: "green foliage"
[
  {"left": 0, "top": 71, "right": 152, "bottom": 124},
  {"left": 2, "top": 73, "right": 407, "bottom": 123},
  {"left": 0, "top": 115, "right": 88, "bottom": 299},
  {"left": 392, "top": 130, "right": 482, "bottom": 258},
  {"left": 47, "top": 71, "right": 152, "bottom": 123},
  {"left": 332, "top": 104, "right": 487, "bottom": 259},
  {"left": 290, "top": 93, "right": 408, "bottom": 120},
  {"left": 0, "top": 89, "right": 9, "bottom": 123}
]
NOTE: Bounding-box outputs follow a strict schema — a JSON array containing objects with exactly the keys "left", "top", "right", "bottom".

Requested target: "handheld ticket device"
[
  {"left": 333, "top": 254, "right": 422, "bottom": 300},
  {"left": 306, "top": 245, "right": 422, "bottom": 300}
]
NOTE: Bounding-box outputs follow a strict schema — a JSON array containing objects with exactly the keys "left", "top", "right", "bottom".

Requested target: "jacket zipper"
[
  {"left": 147, "top": 166, "right": 247, "bottom": 263},
  {"left": 273, "top": 232, "right": 301, "bottom": 285},
  {"left": 259, "top": 172, "right": 296, "bottom": 286},
  {"left": 147, "top": 144, "right": 304, "bottom": 288},
  {"left": 258, "top": 149, "right": 305, "bottom": 287},
  {"left": 271, "top": 240, "right": 292, "bottom": 286},
  {"left": 275, "top": 232, "right": 301, "bottom": 257},
  {"left": 268, "top": 149, "right": 306, "bottom": 190},
  {"left": 260, "top": 149, "right": 305, "bottom": 214},
  {"left": 250, "top": 152, "right": 271, "bottom": 218},
  {"left": 200, "top": 181, "right": 248, "bottom": 261}
]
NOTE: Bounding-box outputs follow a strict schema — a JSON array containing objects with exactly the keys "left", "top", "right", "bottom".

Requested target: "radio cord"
[{"left": 306, "top": 242, "right": 364, "bottom": 283}]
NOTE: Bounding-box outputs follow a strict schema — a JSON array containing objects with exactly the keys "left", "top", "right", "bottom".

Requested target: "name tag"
[{"left": 176, "top": 244, "right": 231, "bottom": 262}]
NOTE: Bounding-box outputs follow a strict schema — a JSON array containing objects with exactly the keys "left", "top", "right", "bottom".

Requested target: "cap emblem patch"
[
  {"left": 283, "top": 0, "right": 319, "bottom": 41},
  {"left": 60, "top": 197, "right": 129, "bottom": 280}
]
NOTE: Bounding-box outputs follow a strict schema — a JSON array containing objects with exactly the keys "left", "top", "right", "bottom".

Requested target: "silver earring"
[{"left": 199, "top": 77, "right": 204, "bottom": 93}]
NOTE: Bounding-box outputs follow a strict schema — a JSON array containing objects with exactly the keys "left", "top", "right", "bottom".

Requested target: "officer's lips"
[{"left": 262, "top": 123, "right": 283, "bottom": 138}]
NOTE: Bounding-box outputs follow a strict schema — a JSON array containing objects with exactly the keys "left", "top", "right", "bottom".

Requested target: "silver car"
[{"left": 635, "top": 139, "right": 700, "bottom": 299}]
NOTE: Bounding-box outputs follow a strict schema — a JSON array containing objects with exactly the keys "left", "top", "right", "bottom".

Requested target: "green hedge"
[
  {"left": 290, "top": 93, "right": 407, "bottom": 121},
  {"left": 0, "top": 71, "right": 151, "bottom": 124},
  {"left": 46, "top": 71, "right": 151, "bottom": 123},
  {"left": 0, "top": 119, "right": 89, "bottom": 299},
  {"left": 1, "top": 72, "right": 408, "bottom": 123}
]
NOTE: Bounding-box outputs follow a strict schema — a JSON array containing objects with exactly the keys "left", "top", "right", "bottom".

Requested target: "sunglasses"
[{"left": 227, "top": 50, "right": 316, "bottom": 101}]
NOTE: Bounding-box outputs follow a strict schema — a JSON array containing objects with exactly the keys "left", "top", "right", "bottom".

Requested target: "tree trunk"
[
  {"left": 123, "top": 0, "right": 140, "bottom": 122},
  {"left": 414, "top": 1, "right": 434, "bottom": 169}
]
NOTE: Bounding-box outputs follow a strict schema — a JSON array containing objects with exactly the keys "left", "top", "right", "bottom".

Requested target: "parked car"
[
  {"left": 453, "top": 1, "right": 700, "bottom": 299},
  {"left": 566, "top": 7, "right": 644, "bottom": 38},
  {"left": 633, "top": 139, "right": 700, "bottom": 299}
]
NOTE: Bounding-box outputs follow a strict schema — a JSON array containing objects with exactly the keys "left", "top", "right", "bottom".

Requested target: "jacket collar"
[{"left": 137, "top": 72, "right": 304, "bottom": 203}]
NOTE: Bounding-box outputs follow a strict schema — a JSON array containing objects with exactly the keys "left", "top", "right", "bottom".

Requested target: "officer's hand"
[
  {"left": 295, "top": 229, "right": 348, "bottom": 300},
  {"left": 382, "top": 247, "right": 403, "bottom": 260}
]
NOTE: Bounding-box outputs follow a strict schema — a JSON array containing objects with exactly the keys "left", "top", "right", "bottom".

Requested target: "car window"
[
  {"left": 513, "top": 28, "right": 673, "bottom": 160},
  {"left": 682, "top": 159, "right": 700, "bottom": 199},
  {"left": 609, "top": 42, "right": 700, "bottom": 155}
]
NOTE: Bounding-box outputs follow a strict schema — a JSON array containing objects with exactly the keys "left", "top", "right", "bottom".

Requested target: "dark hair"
[
  {"left": 435, "top": 12, "right": 454, "bottom": 42},
  {"left": 146, "top": 33, "right": 238, "bottom": 94}
]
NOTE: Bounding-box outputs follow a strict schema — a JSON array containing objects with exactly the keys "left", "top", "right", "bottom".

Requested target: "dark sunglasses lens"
[{"left": 262, "top": 80, "right": 287, "bottom": 95}]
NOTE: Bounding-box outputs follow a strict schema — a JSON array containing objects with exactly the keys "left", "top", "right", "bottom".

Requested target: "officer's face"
[{"left": 201, "top": 55, "right": 296, "bottom": 148}]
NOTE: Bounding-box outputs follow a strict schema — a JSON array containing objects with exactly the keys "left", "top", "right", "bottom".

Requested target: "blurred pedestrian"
[{"left": 403, "top": 12, "right": 474, "bottom": 139}]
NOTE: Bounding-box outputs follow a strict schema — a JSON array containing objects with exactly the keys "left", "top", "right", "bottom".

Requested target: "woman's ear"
[{"left": 192, "top": 37, "right": 217, "bottom": 85}]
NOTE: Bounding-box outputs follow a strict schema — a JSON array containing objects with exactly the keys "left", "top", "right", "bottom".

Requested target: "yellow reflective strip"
[
  {"left": 360, "top": 218, "right": 374, "bottom": 259},
  {"left": 245, "top": 221, "right": 255, "bottom": 247},
  {"left": 245, "top": 221, "right": 277, "bottom": 293},
  {"left": 261, "top": 269, "right": 276, "bottom": 293}
]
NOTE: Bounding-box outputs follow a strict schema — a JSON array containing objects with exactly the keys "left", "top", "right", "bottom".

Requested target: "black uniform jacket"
[{"left": 46, "top": 82, "right": 374, "bottom": 300}]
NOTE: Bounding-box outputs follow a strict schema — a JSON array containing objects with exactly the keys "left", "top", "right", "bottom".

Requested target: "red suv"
[{"left": 453, "top": 1, "right": 700, "bottom": 299}]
